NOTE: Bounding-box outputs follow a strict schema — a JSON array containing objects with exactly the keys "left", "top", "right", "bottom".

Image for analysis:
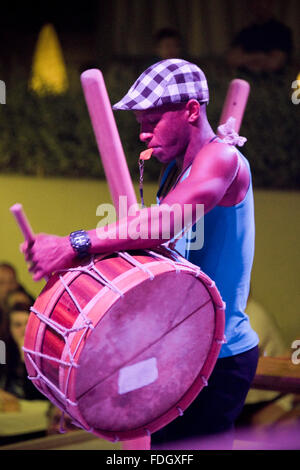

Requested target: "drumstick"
[
  {"left": 218, "top": 78, "right": 250, "bottom": 132},
  {"left": 10, "top": 203, "right": 49, "bottom": 282},
  {"left": 80, "top": 69, "right": 137, "bottom": 217},
  {"left": 10, "top": 203, "right": 35, "bottom": 244}
]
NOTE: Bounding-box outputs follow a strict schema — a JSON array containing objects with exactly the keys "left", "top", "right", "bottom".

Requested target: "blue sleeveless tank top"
[{"left": 157, "top": 146, "right": 259, "bottom": 358}]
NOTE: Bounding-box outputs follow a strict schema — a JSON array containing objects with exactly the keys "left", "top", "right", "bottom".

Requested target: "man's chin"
[
  {"left": 152, "top": 148, "right": 173, "bottom": 163},
  {"left": 151, "top": 148, "right": 163, "bottom": 161}
]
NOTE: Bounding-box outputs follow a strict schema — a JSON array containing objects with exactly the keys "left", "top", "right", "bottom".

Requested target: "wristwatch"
[{"left": 69, "top": 230, "right": 91, "bottom": 258}]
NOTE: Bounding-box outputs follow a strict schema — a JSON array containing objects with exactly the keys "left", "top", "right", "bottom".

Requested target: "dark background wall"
[
  {"left": 0, "top": 0, "right": 299, "bottom": 188},
  {"left": 0, "top": 0, "right": 299, "bottom": 78}
]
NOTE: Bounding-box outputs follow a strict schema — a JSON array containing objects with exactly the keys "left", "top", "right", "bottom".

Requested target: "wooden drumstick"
[
  {"left": 218, "top": 78, "right": 250, "bottom": 132},
  {"left": 10, "top": 203, "right": 49, "bottom": 282},
  {"left": 80, "top": 69, "right": 137, "bottom": 217},
  {"left": 10, "top": 203, "right": 35, "bottom": 244}
]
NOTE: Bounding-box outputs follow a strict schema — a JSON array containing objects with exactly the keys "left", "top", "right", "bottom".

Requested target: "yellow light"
[{"left": 29, "top": 23, "right": 68, "bottom": 95}]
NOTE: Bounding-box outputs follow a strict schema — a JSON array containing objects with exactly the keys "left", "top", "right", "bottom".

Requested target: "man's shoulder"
[
  {"left": 195, "top": 140, "right": 239, "bottom": 172},
  {"left": 209, "top": 140, "right": 237, "bottom": 156},
  {"left": 195, "top": 142, "right": 251, "bottom": 205}
]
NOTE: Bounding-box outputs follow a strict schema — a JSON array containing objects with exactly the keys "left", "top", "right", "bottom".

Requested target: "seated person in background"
[
  {"left": 227, "top": 0, "right": 293, "bottom": 74},
  {"left": 4, "top": 286, "right": 35, "bottom": 313},
  {"left": 154, "top": 28, "right": 183, "bottom": 60},
  {"left": 247, "top": 288, "right": 286, "bottom": 358},
  {"left": 0, "top": 286, "right": 35, "bottom": 342},
  {"left": 0, "top": 263, "right": 18, "bottom": 338},
  {"left": 0, "top": 263, "right": 18, "bottom": 308},
  {"left": 236, "top": 289, "right": 295, "bottom": 428},
  {"left": 0, "top": 303, "right": 47, "bottom": 407},
  {"left": 139, "top": 28, "right": 185, "bottom": 73}
]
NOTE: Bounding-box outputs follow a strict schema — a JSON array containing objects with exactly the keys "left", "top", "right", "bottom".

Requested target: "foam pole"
[
  {"left": 218, "top": 78, "right": 250, "bottom": 132},
  {"left": 80, "top": 69, "right": 137, "bottom": 217}
]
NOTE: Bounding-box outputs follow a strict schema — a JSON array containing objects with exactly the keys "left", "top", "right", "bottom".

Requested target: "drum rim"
[{"left": 23, "top": 250, "right": 225, "bottom": 441}]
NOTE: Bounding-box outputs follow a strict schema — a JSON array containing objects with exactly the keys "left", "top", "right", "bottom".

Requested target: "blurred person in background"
[
  {"left": 4, "top": 286, "right": 35, "bottom": 313},
  {"left": 154, "top": 28, "right": 183, "bottom": 60},
  {"left": 140, "top": 28, "right": 185, "bottom": 72},
  {"left": 227, "top": 0, "right": 293, "bottom": 74},
  {"left": 0, "top": 263, "right": 18, "bottom": 311},
  {"left": 0, "top": 302, "right": 46, "bottom": 408},
  {"left": 236, "top": 288, "right": 296, "bottom": 429},
  {"left": 0, "top": 263, "right": 18, "bottom": 339}
]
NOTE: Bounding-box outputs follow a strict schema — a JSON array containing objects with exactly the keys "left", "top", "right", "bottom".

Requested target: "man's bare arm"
[{"left": 22, "top": 143, "right": 240, "bottom": 281}]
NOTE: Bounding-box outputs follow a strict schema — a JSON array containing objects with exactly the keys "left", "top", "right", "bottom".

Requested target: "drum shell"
[{"left": 24, "top": 250, "right": 225, "bottom": 441}]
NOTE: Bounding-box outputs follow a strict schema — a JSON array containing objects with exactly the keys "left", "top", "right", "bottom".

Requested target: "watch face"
[
  {"left": 70, "top": 231, "right": 91, "bottom": 256},
  {"left": 75, "top": 233, "right": 89, "bottom": 247}
]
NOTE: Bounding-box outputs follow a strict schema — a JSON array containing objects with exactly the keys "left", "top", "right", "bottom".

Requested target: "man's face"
[{"left": 135, "top": 104, "right": 189, "bottom": 164}]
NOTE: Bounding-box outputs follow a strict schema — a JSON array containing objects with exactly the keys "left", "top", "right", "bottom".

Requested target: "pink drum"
[{"left": 23, "top": 247, "right": 225, "bottom": 442}]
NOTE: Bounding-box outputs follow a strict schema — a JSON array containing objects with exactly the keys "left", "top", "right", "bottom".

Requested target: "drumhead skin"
[{"left": 24, "top": 248, "right": 225, "bottom": 441}]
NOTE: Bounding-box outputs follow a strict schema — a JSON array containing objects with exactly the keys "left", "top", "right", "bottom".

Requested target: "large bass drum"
[{"left": 23, "top": 247, "right": 225, "bottom": 441}]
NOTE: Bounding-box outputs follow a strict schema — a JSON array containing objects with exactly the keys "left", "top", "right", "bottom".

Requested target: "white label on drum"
[{"left": 118, "top": 357, "right": 158, "bottom": 395}]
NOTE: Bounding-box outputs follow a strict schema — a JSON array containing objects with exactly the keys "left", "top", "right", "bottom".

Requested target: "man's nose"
[{"left": 139, "top": 132, "right": 153, "bottom": 143}]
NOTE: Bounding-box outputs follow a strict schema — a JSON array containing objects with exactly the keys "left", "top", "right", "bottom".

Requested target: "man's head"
[
  {"left": 135, "top": 100, "right": 207, "bottom": 164},
  {"left": 113, "top": 59, "right": 209, "bottom": 163},
  {"left": 154, "top": 28, "right": 183, "bottom": 60}
]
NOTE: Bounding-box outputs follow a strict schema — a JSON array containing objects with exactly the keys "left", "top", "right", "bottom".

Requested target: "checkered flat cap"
[{"left": 112, "top": 59, "right": 209, "bottom": 111}]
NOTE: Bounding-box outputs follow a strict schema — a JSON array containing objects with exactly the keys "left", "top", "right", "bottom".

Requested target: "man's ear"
[{"left": 185, "top": 99, "right": 201, "bottom": 123}]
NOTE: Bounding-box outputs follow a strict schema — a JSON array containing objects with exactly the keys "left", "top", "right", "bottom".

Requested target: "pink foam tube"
[
  {"left": 80, "top": 69, "right": 137, "bottom": 216},
  {"left": 218, "top": 79, "right": 250, "bottom": 132},
  {"left": 10, "top": 203, "right": 35, "bottom": 243}
]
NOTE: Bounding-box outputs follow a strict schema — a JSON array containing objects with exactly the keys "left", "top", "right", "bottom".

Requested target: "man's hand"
[{"left": 20, "top": 234, "right": 75, "bottom": 281}]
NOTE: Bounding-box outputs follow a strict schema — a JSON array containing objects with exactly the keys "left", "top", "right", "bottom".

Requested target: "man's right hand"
[{"left": 20, "top": 233, "right": 76, "bottom": 282}]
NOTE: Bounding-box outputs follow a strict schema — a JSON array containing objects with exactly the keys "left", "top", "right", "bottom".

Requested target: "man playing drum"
[{"left": 22, "top": 59, "right": 259, "bottom": 448}]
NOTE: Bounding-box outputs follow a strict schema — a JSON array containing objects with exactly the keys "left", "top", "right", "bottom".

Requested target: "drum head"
[{"left": 75, "top": 269, "right": 220, "bottom": 440}]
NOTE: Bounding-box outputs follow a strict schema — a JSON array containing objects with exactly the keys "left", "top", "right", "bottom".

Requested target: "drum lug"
[
  {"left": 201, "top": 375, "right": 208, "bottom": 387},
  {"left": 215, "top": 335, "right": 227, "bottom": 345}
]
